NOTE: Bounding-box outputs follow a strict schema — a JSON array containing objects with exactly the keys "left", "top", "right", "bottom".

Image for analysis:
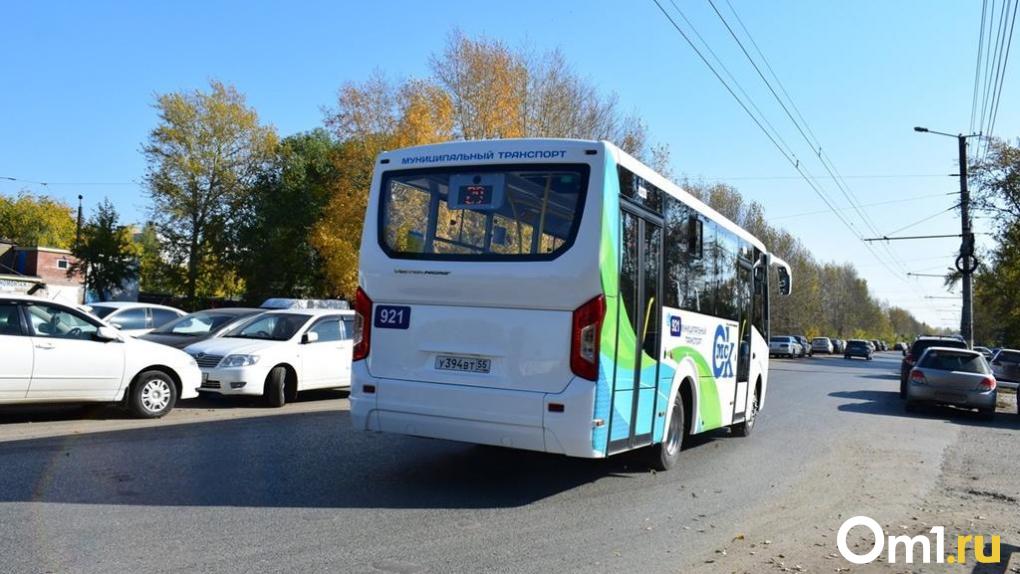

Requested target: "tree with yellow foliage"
[{"left": 313, "top": 32, "right": 656, "bottom": 297}]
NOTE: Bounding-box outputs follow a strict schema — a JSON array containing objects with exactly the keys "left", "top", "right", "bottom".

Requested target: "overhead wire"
[{"left": 701, "top": 0, "right": 941, "bottom": 313}]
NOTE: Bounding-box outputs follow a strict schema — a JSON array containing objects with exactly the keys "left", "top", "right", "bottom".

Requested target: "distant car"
[
  {"left": 904, "top": 347, "right": 997, "bottom": 419},
  {"left": 901, "top": 336, "right": 969, "bottom": 386},
  {"left": 769, "top": 336, "right": 802, "bottom": 358},
  {"left": 869, "top": 340, "right": 881, "bottom": 352},
  {"left": 184, "top": 308, "right": 355, "bottom": 407},
  {"left": 811, "top": 337, "right": 833, "bottom": 354},
  {"left": 990, "top": 348, "right": 1020, "bottom": 390},
  {"left": 973, "top": 346, "right": 994, "bottom": 360},
  {"left": 86, "top": 302, "right": 186, "bottom": 336},
  {"left": 894, "top": 342, "right": 907, "bottom": 353},
  {"left": 831, "top": 338, "right": 845, "bottom": 354},
  {"left": 0, "top": 294, "right": 201, "bottom": 418},
  {"left": 844, "top": 339, "right": 873, "bottom": 360},
  {"left": 795, "top": 335, "right": 812, "bottom": 357},
  {"left": 139, "top": 308, "right": 264, "bottom": 350}
]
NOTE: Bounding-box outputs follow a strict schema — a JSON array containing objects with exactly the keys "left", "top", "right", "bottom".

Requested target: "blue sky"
[{"left": 2, "top": 1, "right": 1015, "bottom": 328}]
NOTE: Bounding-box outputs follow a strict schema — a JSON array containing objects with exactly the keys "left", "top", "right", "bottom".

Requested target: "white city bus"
[{"left": 350, "top": 138, "right": 791, "bottom": 469}]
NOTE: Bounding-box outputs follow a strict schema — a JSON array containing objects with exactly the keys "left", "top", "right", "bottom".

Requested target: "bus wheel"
[
  {"left": 732, "top": 385, "right": 759, "bottom": 437},
  {"left": 648, "top": 393, "right": 685, "bottom": 471}
]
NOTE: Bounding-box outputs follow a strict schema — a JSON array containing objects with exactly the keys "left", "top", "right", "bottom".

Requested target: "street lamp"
[{"left": 913, "top": 126, "right": 981, "bottom": 347}]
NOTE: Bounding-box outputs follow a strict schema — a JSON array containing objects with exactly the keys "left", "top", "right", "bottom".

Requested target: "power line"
[
  {"left": 688, "top": 173, "right": 954, "bottom": 181},
  {"left": 702, "top": 0, "right": 937, "bottom": 312},
  {"left": 652, "top": 1, "right": 941, "bottom": 321},
  {"left": 769, "top": 192, "right": 953, "bottom": 221},
  {"left": 971, "top": 0, "right": 990, "bottom": 135},
  {"left": 1, "top": 176, "right": 139, "bottom": 187},
  {"left": 984, "top": 0, "right": 1018, "bottom": 154},
  {"left": 884, "top": 205, "right": 958, "bottom": 237}
]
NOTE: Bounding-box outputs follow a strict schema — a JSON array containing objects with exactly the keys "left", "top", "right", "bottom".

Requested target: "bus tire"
[
  {"left": 732, "top": 381, "right": 759, "bottom": 437},
  {"left": 263, "top": 366, "right": 287, "bottom": 408},
  {"left": 648, "top": 391, "right": 685, "bottom": 471}
]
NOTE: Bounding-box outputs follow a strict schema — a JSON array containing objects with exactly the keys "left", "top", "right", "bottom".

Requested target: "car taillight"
[
  {"left": 905, "top": 353, "right": 914, "bottom": 364},
  {"left": 978, "top": 377, "right": 996, "bottom": 391},
  {"left": 353, "top": 287, "right": 372, "bottom": 362},
  {"left": 910, "top": 369, "right": 926, "bottom": 384},
  {"left": 571, "top": 295, "right": 606, "bottom": 381}
]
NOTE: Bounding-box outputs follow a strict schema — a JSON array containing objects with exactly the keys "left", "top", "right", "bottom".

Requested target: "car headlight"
[{"left": 222, "top": 354, "right": 260, "bottom": 368}]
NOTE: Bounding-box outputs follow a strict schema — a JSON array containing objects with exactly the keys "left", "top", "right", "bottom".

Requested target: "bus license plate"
[{"left": 435, "top": 355, "right": 491, "bottom": 374}]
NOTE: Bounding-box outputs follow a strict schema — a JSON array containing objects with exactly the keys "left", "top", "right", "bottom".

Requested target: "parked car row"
[
  {"left": 896, "top": 335, "right": 1020, "bottom": 418},
  {"left": 771, "top": 335, "right": 893, "bottom": 359},
  {"left": 0, "top": 295, "right": 354, "bottom": 419}
]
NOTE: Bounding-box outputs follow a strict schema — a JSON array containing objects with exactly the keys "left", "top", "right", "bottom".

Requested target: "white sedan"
[
  {"left": 0, "top": 294, "right": 201, "bottom": 418},
  {"left": 86, "top": 301, "right": 186, "bottom": 336},
  {"left": 183, "top": 308, "right": 354, "bottom": 407}
]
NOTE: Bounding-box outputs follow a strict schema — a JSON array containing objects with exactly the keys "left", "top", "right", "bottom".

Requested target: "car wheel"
[
  {"left": 648, "top": 392, "right": 685, "bottom": 471},
  {"left": 904, "top": 399, "right": 918, "bottom": 412},
  {"left": 979, "top": 407, "right": 995, "bottom": 421},
  {"left": 128, "top": 370, "right": 178, "bottom": 418},
  {"left": 844, "top": 355, "right": 850, "bottom": 360},
  {"left": 899, "top": 380, "right": 907, "bottom": 399},
  {"left": 732, "top": 385, "right": 759, "bottom": 437},
  {"left": 263, "top": 366, "right": 287, "bottom": 408}
]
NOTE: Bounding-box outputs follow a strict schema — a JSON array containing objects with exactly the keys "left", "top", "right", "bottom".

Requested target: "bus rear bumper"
[{"left": 350, "top": 363, "right": 601, "bottom": 458}]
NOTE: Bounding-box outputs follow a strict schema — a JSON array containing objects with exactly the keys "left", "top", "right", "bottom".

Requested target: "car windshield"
[
  {"left": 153, "top": 311, "right": 252, "bottom": 336},
  {"left": 770, "top": 337, "right": 787, "bottom": 343},
  {"left": 812, "top": 338, "right": 827, "bottom": 343},
  {"left": 224, "top": 313, "right": 308, "bottom": 341},
  {"left": 848, "top": 341, "right": 867, "bottom": 348},
  {"left": 995, "top": 350, "right": 1020, "bottom": 363},
  {"left": 379, "top": 164, "right": 590, "bottom": 260},
  {"left": 919, "top": 350, "right": 989, "bottom": 374},
  {"left": 89, "top": 305, "right": 117, "bottom": 319}
]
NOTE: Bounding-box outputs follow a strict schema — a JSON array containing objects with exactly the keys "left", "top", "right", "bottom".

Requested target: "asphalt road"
[{"left": 1, "top": 353, "right": 1017, "bottom": 573}]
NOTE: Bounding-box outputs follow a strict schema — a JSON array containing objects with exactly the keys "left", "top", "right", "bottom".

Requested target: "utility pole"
[
  {"left": 909, "top": 127, "right": 980, "bottom": 346},
  {"left": 957, "top": 135, "right": 975, "bottom": 348}
]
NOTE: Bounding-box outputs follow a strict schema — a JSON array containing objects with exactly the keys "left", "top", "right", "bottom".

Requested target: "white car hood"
[{"left": 183, "top": 337, "right": 284, "bottom": 357}]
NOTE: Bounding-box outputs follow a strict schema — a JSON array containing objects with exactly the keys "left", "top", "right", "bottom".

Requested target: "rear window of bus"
[{"left": 378, "top": 164, "right": 589, "bottom": 260}]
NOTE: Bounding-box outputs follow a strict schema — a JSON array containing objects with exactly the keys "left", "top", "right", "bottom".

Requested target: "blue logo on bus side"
[
  {"left": 669, "top": 315, "right": 682, "bottom": 337},
  {"left": 712, "top": 325, "right": 735, "bottom": 379}
]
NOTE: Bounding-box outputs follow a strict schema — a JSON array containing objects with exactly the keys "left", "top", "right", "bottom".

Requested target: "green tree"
[
  {"left": 968, "top": 138, "right": 1020, "bottom": 345},
  {"left": 134, "top": 222, "right": 174, "bottom": 294},
  {"left": 142, "top": 80, "right": 278, "bottom": 304},
  {"left": 69, "top": 199, "right": 138, "bottom": 301},
  {"left": 236, "top": 129, "right": 339, "bottom": 301},
  {"left": 0, "top": 191, "right": 76, "bottom": 248}
]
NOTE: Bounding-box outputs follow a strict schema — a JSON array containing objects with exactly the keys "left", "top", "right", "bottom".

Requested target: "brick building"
[{"left": 0, "top": 243, "right": 84, "bottom": 304}]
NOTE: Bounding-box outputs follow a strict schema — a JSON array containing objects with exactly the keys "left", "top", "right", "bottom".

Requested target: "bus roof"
[{"left": 376, "top": 137, "right": 772, "bottom": 255}]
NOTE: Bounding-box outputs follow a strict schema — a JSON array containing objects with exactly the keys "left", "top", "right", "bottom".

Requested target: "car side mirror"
[
  {"left": 96, "top": 326, "right": 122, "bottom": 342},
  {"left": 302, "top": 331, "right": 319, "bottom": 344}
]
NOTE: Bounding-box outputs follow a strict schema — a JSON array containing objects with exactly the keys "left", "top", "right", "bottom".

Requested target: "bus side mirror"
[{"left": 778, "top": 267, "right": 792, "bottom": 296}]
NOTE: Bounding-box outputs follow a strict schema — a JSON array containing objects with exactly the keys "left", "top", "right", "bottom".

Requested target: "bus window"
[{"left": 379, "top": 165, "right": 590, "bottom": 260}]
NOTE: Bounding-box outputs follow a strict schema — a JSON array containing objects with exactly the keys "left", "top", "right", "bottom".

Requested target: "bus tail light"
[
  {"left": 353, "top": 287, "right": 372, "bottom": 362},
  {"left": 571, "top": 295, "right": 606, "bottom": 381}
]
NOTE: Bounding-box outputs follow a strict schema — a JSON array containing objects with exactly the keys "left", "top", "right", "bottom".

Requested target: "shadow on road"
[
  {"left": 0, "top": 407, "right": 731, "bottom": 510},
  {"left": 0, "top": 389, "right": 349, "bottom": 425},
  {"left": 830, "top": 389, "right": 1020, "bottom": 431},
  {"left": 971, "top": 542, "right": 1019, "bottom": 574}
]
